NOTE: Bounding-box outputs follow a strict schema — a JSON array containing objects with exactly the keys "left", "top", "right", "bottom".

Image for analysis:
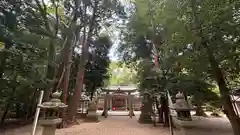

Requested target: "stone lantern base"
[
  {"left": 138, "top": 113, "right": 152, "bottom": 124},
  {"left": 39, "top": 118, "right": 62, "bottom": 135},
  {"left": 172, "top": 116, "right": 197, "bottom": 135},
  {"left": 84, "top": 106, "right": 99, "bottom": 122},
  {"left": 138, "top": 104, "right": 153, "bottom": 124}
]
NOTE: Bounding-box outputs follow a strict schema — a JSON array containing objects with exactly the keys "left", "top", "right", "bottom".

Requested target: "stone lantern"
[
  {"left": 173, "top": 91, "right": 194, "bottom": 121},
  {"left": 138, "top": 92, "right": 153, "bottom": 124},
  {"left": 84, "top": 99, "right": 99, "bottom": 122},
  {"left": 38, "top": 91, "right": 68, "bottom": 135},
  {"left": 76, "top": 95, "right": 89, "bottom": 118}
]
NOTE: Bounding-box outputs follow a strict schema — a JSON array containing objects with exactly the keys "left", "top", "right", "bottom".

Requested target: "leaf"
[{"left": 0, "top": 42, "right": 5, "bottom": 51}]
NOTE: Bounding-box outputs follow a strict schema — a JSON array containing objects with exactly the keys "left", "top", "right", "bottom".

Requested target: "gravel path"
[
  {"left": 0, "top": 115, "right": 169, "bottom": 135},
  {"left": 174, "top": 117, "right": 233, "bottom": 135},
  {"left": 55, "top": 116, "right": 169, "bottom": 135},
  {"left": 0, "top": 111, "right": 234, "bottom": 135}
]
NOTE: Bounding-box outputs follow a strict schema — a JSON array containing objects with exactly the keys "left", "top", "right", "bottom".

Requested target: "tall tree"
[
  {"left": 66, "top": 0, "right": 125, "bottom": 121},
  {"left": 118, "top": 0, "right": 240, "bottom": 132},
  {"left": 0, "top": 0, "right": 124, "bottom": 126},
  {"left": 84, "top": 35, "right": 112, "bottom": 100}
]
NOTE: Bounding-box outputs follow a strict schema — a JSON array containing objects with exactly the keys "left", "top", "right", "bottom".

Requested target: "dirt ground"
[
  {"left": 0, "top": 116, "right": 169, "bottom": 135},
  {"left": 0, "top": 111, "right": 233, "bottom": 135}
]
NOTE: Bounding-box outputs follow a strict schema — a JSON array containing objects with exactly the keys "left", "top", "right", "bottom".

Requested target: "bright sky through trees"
[{"left": 107, "top": 0, "right": 132, "bottom": 61}]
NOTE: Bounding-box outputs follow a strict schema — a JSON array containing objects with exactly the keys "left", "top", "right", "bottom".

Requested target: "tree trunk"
[
  {"left": 67, "top": 67, "right": 84, "bottom": 121},
  {"left": 1, "top": 102, "right": 10, "bottom": 124},
  {"left": 44, "top": 43, "right": 71, "bottom": 102},
  {"left": 62, "top": 49, "right": 72, "bottom": 104},
  {"left": 61, "top": 24, "right": 81, "bottom": 105},
  {"left": 157, "top": 97, "right": 164, "bottom": 123},
  {"left": 90, "top": 84, "right": 96, "bottom": 101},
  {"left": 67, "top": 37, "right": 85, "bottom": 120},
  {"left": 0, "top": 51, "right": 7, "bottom": 78},
  {"left": 224, "top": 96, "right": 240, "bottom": 135},
  {"left": 15, "top": 102, "right": 21, "bottom": 119},
  {"left": 43, "top": 40, "right": 56, "bottom": 101},
  {"left": 209, "top": 38, "right": 240, "bottom": 135},
  {"left": 201, "top": 15, "right": 240, "bottom": 135},
  {"left": 195, "top": 104, "right": 207, "bottom": 116},
  {"left": 90, "top": 91, "right": 94, "bottom": 101},
  {"left": 162, "top": 96, "right": 169, "bottom": 126},
  {"left": 26, "top": 90, "right": 38, "bottom": 119},
  {"left": 67, "top": 1, "right": 99, "bottom": 121},
  {"left": 35, "top": 0, "right": 56, "bottom": 101},
  {"left": 43, "top": 2, "right": 79, "bottom": 101},
  {"left": 190, "top": 0, "right": 240, "bottom": 134},
  {"left": 215, "top": 70, "right": 240, "bottom": 135}
]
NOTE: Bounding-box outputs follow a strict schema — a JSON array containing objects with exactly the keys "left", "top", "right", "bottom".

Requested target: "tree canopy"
[
  {"left": 117, "top": 0, "right": 240, "bottom": 133},
  {"left": 1, "top": 0, "right": 240, "bottom": 134},
  {"left": 0, "top": 0, "right": 124, "bottom": 125}
]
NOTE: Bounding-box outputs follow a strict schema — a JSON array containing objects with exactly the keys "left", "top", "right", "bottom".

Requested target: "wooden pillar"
[
  {"left": 106, "top": 95, "right": 109, "bottom": 110},
  {"left": 127, "top": 92, "right": 130, "bottom": 110},
  {"left": 128, "top": 93, "right": 135, "bottom": 118},
  {"left": 125, "top": 98, "right": 128, "bottom": 110},
  {"left": 109, "top": 96, "right": 112, "bottom": 110},
  {"left": 131, "top": 95, "right": 135, "bottom": 116}
]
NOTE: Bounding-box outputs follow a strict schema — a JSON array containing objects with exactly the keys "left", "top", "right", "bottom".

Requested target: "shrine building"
[{"left": 97, "top": 86, "right": 141, "bottom": 112}]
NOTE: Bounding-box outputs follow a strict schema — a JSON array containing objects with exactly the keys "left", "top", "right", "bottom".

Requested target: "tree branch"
[{"left": 51, "top": 0, "right": 59, "bottom": 37}]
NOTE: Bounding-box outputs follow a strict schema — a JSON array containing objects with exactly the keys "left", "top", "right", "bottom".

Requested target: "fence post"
[{"left": 31, "top": 90, "right": 44, "bottom": 135}]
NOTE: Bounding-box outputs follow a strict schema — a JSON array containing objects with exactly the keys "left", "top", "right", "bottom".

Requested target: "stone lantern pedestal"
[
  {"left": 84, "top": 101, "right": 99, "bottom": 122},
  {"left": 38, "top": 91, "right": 68, "bottom": 135},
  {"left": 39, "top": 118, "right": 62, "bottom": 135},
  {"left": 138, "top": 92, "right": 153, "bottom": 124},
  {"left": 170, "top": 92, "right": 195, "bottom": 135},
  {"left": 76, "top": 97, "right": 89, "bottom": 118}
]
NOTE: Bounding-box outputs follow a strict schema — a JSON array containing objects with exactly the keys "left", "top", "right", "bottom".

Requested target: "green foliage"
[
  {"left": 84, "top": 35, "right": 112, "bottom": 97},
  {"left": 117, "top": 0, "right": 239, "bottom": 111},
  {"left": 108, "top": 62, "right": 137, "bottom": 86},
  {"left": 0, "top": 0, "right": 125, "bottom": 124}
]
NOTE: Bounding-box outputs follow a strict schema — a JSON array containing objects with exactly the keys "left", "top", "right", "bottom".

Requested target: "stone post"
[
  {"left": 108, "top": 95, "right": 111, "bottom": 110},
  {"left": 138, "top": 92, "right": 152, "bottom": 123},
  {"left": 127, "top": 92, "right": 130, "bottom": 110},
  {"left": 131, "top": 95, "right": 135, "bottom": 116},
  {"left": 110, "top": 97, "right": 112, "bottom": 110},
  {"left": 128, "top": 94, "right": 135, "bottom": 118},
  {"left": 84, "top": 100, "right": 99, "bottom": 122},
  {"left": 102, "top": 92, "right": 109, "bottom": 118},
  {"left": 125, "top": 98, "right": 128, "bottom": 110},
  {"left": 171, "top": 91, "right": 195, "bottom": 135}
]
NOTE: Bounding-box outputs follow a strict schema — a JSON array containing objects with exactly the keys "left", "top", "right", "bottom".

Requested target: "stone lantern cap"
[{"left": 38, "top": 91, "right": 68, "bottom": 109}]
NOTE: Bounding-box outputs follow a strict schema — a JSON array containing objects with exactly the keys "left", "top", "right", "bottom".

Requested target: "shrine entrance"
[
  {"left": 99, "top": 86, "right": 140, "bottom": 118},
  {"left": 112, "top": 95, "right": 126, "bottom": 110}
]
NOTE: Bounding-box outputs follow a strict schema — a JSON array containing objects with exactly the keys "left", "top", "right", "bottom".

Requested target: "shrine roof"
[{"left": 101, "top": 86, "right": 137, "bottom": 92}]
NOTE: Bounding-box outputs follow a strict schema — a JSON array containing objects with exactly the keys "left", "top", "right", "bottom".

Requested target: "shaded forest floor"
[{"left": 0, "top": 119, "right": 33, "bottom": 131}]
